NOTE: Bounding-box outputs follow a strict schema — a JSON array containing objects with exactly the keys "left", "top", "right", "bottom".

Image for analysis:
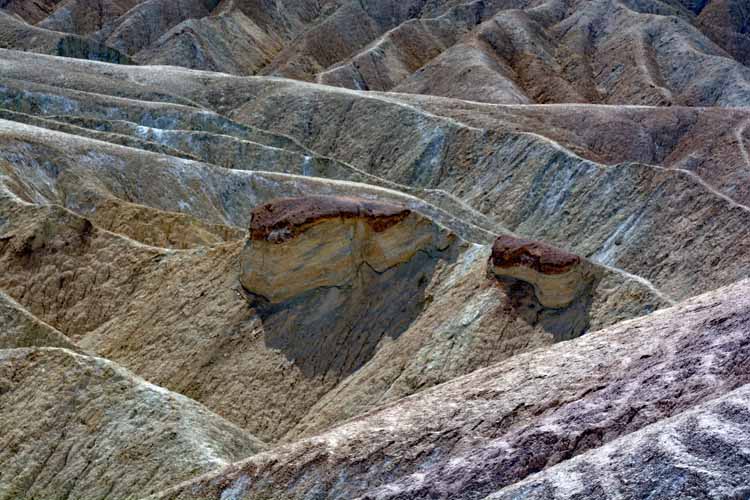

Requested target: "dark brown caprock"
[
  {"left": 241, "top": 195, "right": 455, "bottom": 303},
  {"left": 249, "top": 196, "right": 411, "bottom": 243},
  {"left": 490, "top": 235, "right": 582, "bottom": 275}
]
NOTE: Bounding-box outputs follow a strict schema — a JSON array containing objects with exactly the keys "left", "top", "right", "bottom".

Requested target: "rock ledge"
[{"left": 249, "top": 196, "right": 411, "bottom": 243}]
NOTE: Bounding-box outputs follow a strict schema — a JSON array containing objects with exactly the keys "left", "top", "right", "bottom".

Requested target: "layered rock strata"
[
  {"left": 489, "top": 235, "right": 600, "bottom": 309},
  {"left": 240, "top": 195, "right": 455, "bottom": 303}
]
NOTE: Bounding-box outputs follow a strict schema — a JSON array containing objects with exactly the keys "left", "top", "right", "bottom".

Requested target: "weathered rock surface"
[
  {"left": 0, "top": 51, "right": 748, "bottom": 302},
  {"left": 0, "top": 0, "right": 63, "bottom": 24},
  {"left": 0, "top": 51, "right": 734, "bottom": 468},
  {"left": 241, "top": 195, "right": 454, "bottom": 303},
  {"left": 0, "top": 11, "right": 130, "bottom": 63},
  {"left": 487, "top": 235, "right": 604, "bottom": 341},
  {"left": 0, "top": 292, "right": 76, "bottom": 350},
  {"left": 0, "top": 347, "right": 265, "bottom": 500},
  {"left": 96, "top": 0, "right": 219, "bottom": 57},
  {"left": 0, "top": 180, "right": 664, "bottom": 448},
  {"left": 4, "top": 0, "right": 750, "bottom": 108},
  {"left": 154, "top": 278, "right": 750, "bottom": 500},
  {"left": 489, "top": 235, "right": 600, "bottom": 309},
  {"left": 0, "top": 2, "right": 749, "bottom": 498},
  {"left": 488, "top": 383, "right": 750, "bottom": 499},
  {"left": 36, "top": 0, "right": 142, "bottom": 36}
]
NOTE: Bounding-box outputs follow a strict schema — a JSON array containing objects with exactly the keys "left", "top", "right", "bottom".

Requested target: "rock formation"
[
  {"left": 489, "top": 384, "right": 750, "bottom": 499},
  {"left": 0, "top": 1, "right": 749, "bottom": 498},
  {"left": 489, "top": 235, "right": 600, "bottom": 309},
  {"left": 240, "top": 195, "right": 454, "bottom": 303},
  {"left": 0, "top": 292, "right": 76, "bottom": 350},
  {"left": 3, "top": 0, "right": 750, "bottom": 108},
  {"left": 0, "top": 0, "right": 62, "bottom": 24},
  {"left": 153, "top": 278, "right": 750, "bottom": 500},
  {"left": 0, "top": 11, "right": 130, "bottom": 63},
  {"left": 0, "top": 348, "right": 265, "bottom": 500},
  {"left": 487, "top": 234, "right": 603, "bottom": 340}
]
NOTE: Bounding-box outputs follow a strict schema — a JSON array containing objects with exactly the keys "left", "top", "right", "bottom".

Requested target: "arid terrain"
[{"left": 0, "top": 1, "right": 749, "bottom": 499}]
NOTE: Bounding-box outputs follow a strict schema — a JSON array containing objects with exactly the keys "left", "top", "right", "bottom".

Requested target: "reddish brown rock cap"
[
  {"left": 249, "top": 195, "right": 411, "bottom": 242},
  {"left": 491, "top": 235, "right": 581, "bottom": 275}
]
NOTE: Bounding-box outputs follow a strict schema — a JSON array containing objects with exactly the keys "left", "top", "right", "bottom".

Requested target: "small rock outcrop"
[
  {"left": 240, "top": 195, "right": 455, "bottom": 303},
  {"left": 489, "top": 235, "right": 600, "bottom": 309}
]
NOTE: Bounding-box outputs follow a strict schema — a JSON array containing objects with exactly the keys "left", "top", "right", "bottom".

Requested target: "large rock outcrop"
[
  {"left": 240, "top": 195, "right": 455, "bottom": 303},
  {"left": 238, "top": 195, "right": 459, "bottom": 382},
  {"left": 1, "top": 2, "right": 750, "bottom": 496},
  {"left": 487, "top": 235, "right": 603, "bottom": 340},
  {"left": 0, "top": 93, "right": 692, "bottom": 448}
]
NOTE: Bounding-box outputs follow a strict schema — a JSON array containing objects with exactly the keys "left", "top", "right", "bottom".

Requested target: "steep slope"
[
  {"left": 0, "top": 101, "right": 666, "bottom": 444},
  {"left": 0, "top": 0, "right": 63, "bottom": 24},
  {"left": 154, "top": 278, "right": 750, "bottom": 500},
  {"left": 227, "top": 79, "right": 750, "bottom": 301},
  {"left": 278, "top": 0, "right": 750, "bottom": 107},
  {"left": 132, "top": 8, "right": 283, "bottom": 72},
  {"left": 488, "top": 384, "right": 750, "bottom": 499},
  {"left": 0, "top": 11, "right": 130, "bottom": 63},
  {"left": 374, "top": 0, "right": 750, "bottom": 106},
  {"left": 0, "top": 169, "right": 665, "bottom": 446},
  {"left": 2, "top": 0, "right": 749, "bottom": 108},
  {"left": 121, "top": 0, "right": 750, "bottom": 107},
  {"left": 95, "top": 0, "right": 221, "bottom": 57},
  {"left": 0, "top": 0, "right": 749, "bottom": 495},
  {"left": 696, "top": 0, "right": 750, "bottom": 65},
  {"left": 0, "top": 347, "right": 265, "bottom": 500},
  {"left": 0, "top": 292, "right": 77, "bottom": 350},
  {"left": 36, "top": 0, "right": 143, "bottom": 35},
  {"left": 1, "top": 51, "right": 747, "bottom": 303}
]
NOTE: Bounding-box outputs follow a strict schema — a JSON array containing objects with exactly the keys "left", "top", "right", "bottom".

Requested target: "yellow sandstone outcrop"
[{"left": 240, "top": 196, "right": 455, "bottom": 303}]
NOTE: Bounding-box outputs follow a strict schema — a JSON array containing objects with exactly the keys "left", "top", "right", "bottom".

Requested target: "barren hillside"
[{"left": 0, "top": 1, "right": 749, "bottom": 499}]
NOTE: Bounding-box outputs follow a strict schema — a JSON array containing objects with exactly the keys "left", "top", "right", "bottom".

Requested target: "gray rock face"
[
  {"left": 0, "top": 119, "right": 666, "bottom": 447},
  {"left": 155, "top": 279, "right": 750, "bottom": 500},
  {"left": 487, "top": 383, "right": 750, "bottom": 499},
  {"left": 151, "top": 282, "right": 748, "bottom": 499}
]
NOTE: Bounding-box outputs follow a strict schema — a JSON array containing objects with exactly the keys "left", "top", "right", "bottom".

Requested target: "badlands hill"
[{"left": 0, "top": 0, "right": 749, "bottom": 499}]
